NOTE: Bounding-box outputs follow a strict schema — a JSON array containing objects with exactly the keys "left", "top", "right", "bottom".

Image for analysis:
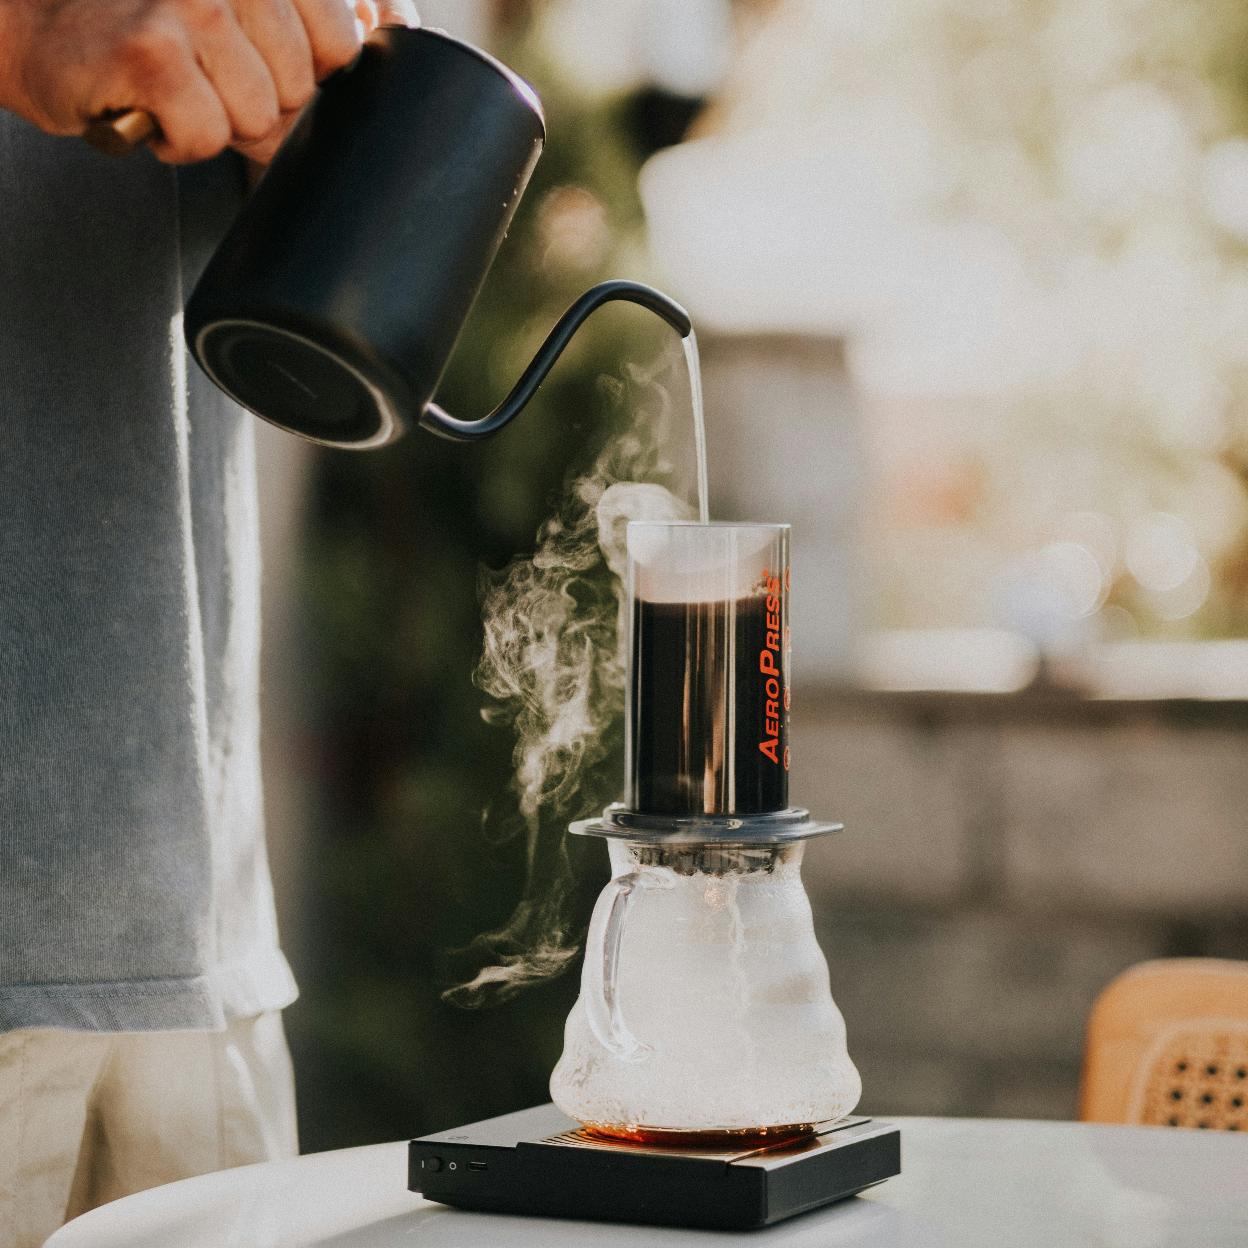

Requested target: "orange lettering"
[{"left": 759, "top": 738, "right": 779, "bottom": 763}]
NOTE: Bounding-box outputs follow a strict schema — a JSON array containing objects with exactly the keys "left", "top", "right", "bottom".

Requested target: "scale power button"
[{"left": 423, "top": 1157, "right": 443, "bottom": 1172}]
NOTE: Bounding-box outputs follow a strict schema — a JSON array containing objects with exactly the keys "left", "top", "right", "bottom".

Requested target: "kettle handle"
[
  {"left": 419, "top": 279, "right": 691, "bottom": 442},
  {"left": 582, "top": 870, "right": 651, "bottom": 1060},
  {"left": 84, "top": 108, "right": 158, "bottom": 156}
]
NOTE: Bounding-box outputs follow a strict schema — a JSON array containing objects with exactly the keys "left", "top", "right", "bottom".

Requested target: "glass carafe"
[{"left": 550, "top": 835, "right": 860, "bottom": 1144}]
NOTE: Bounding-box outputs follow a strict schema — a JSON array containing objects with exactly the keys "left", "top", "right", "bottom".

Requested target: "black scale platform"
[{"left": 409, "top": 1103, "right": 900, "bottom": 1231}]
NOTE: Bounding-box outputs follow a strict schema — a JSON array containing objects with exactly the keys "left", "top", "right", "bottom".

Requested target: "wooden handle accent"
[{"left": 84, "top": 109, "right": 158, "bottom": 156}]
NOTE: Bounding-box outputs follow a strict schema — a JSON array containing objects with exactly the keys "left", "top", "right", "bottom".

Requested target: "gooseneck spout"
[{"left": 418, "top": 280, "right": 692, "bottom": 442}]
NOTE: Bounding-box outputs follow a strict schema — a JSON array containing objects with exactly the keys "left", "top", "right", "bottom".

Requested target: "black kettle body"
[{"left": 186, "top": 27, "right": 689, "bottom": 450}]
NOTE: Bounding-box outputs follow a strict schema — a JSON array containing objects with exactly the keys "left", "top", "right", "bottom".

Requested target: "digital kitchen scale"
[{"left": 408, "top": 1103, "right": 900, "bottom": 1231}]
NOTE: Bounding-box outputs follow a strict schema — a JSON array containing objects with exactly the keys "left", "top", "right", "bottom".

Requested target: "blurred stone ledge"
[
  {"left": 791, "top": 648, "right": 1248, "bottom": 1121},
  {"left": 800, "top": 682, "right": 1248, "bottom": 726},
  {"left": 794, "top": 687, "right": 1248, "bottom": 915},
  {"left": 846, "top": 631, "right": 1248, "bottom": 709}
]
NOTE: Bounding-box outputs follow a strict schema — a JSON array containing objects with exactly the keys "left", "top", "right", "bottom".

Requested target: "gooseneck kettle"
[{"left": 175, "top": 26, "right": 691, "bottom": 449}]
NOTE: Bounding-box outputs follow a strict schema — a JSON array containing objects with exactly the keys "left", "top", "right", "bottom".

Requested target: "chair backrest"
[{"left": 1081, "top": 958, "right": 1248, "bottom": 1130}]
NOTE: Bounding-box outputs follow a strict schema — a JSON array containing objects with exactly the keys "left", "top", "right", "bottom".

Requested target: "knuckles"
[
  {"left": 281, "top": 82, "right": 315, "bottom": 114},
  {"left": 116, "top": 23, "right": 190, "bottom": 84},
  {"left": 252, "top": 0, "right": 318, "bottom": 108},
  {"left": 279, "top": 72, "right": 316, "bottom": 113},
  {"left": 232, "top": 101, "right": 280, "bottom": 143},
  {"left": 318, "top": 39, "right": 361, "bottom": 77},
  {"left": 175, "top": 117, "right": 232, "bottom": 163},
  {"left": 176, "top": 0, "right": 231, "bottom": 35},
  {"left": 310, "top": 2, "right": 362, "bottom": 72}
]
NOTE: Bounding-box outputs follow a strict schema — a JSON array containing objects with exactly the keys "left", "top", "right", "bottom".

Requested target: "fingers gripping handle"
[
  {"left": 79, "top": 22, "right": 403, "bottom": 156},
  {"left": 84, "top": 109, "right": 158, "bottom": 156},
  {"left": 582, "top": 873, "right": 650, "bottom": 1060}
]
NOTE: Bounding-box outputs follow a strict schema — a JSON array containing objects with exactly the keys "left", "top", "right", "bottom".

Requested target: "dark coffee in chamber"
[{"left": 628, "top": 591, "right": 789, "bottom": 815}]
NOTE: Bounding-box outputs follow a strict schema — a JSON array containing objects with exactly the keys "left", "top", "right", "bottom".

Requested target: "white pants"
[{"left": 0, "top": 1013, "right": 297, "bottom": 1248}]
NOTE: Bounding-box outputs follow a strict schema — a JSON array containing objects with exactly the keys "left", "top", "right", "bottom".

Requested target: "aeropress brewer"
[
  {"left": 410, "top": 524, "right": 901, "bottom": 1231},
  {"left": 90, "top": 26, "right": 692, "bottom": 450}
]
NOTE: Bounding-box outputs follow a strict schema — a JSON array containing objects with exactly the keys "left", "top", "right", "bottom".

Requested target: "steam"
[{"left": 442, "top": 368, "right": 691, "bottom": 1007}]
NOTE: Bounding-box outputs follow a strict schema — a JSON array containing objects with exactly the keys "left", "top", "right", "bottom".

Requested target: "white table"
[{"left": 46, "top": 1116, "right": 1248, "bottom": 1247}]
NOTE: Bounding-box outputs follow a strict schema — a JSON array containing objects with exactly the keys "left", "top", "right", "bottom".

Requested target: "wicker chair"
[{"left": 1081, "top": 958, "right": 1248, "bottom": 1131}]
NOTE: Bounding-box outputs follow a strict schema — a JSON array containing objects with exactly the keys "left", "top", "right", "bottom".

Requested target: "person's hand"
[
  {"left": 234, "top": 0, "right": 418, "bottom": 163},
  {"left": 0, "top": 0, "right": 412, "bottom": 165}
]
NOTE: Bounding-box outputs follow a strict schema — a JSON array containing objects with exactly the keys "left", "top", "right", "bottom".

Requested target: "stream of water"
[{"left": 682, "top": 330, "right": 710, "bottom": 524}]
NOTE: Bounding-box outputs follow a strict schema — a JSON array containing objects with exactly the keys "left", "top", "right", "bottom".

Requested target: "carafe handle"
[{"left": 582, "top": 872, "right": 650, "bottom": 1060}]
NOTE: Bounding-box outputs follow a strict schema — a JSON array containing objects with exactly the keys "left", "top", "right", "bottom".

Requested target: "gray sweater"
[{"left": 0, "top": 117, "right": 296, "bottom": 1031}]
